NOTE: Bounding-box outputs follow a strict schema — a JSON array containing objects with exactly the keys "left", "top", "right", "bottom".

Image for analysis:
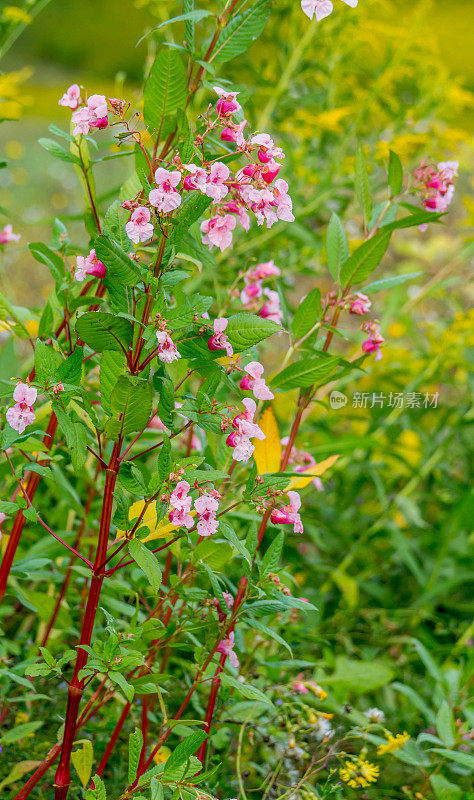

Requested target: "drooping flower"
[
  {"left": 0, "top": 224, "right": 21, "bottom": 244},
  {"left": 281, "top": 437, "right": 324, "bottom": 490},
  {"left": 58, "top": 84, "right": 81, "bottom": 110},
  {"left": 6, "top": 383, "right": 37, "bottom": 434},
  {"left": 239, "top": 361, "right": 274, "bottom": 400},
  {"left": 183, "top": 164, "right": 207, "bottom": 192},
  {"left": 412, "top": 159, "right": 459, "bottom": 213},
  {"left": 251, "top": 134, "right": 285, "bottom": 164},
  {"left": 194, "top": 493, "right": 220, "bottom": 537},
  {"left": 247, "top": 260, "right": 281, "bottom": 281},
  {"left": 350, "top": 292, "right": 371, "bottom": 315},
  {"left": 156, "top": 330, "right": 180, "bottom": 364},
  {"left": 201, "top": 214, "right": 236, "bottom": 252},
  {"left": 217, "top": 630, "right": 239, "bottom": 668},
  {"left": 204, "top": 162, "right": 230, "bottom": 203},
  {"left": 301, "top": 0, "right": 358, "bottom": 22},
  {"left": 260, "top": 289, "right": 283, "bottom": 324},
  {"left": 169, "top": 480, "right": 193, "bottom": 529},
  {"left": 71, "top": 93, "right": 108, "bottom": 136},
  {"left": 361, "top": 320, "right": 384, "bottom": 360},
  {"left": 208, "top": 318, "right": 233, "bottom": 357},
  {"left": 270, "top": 491, "right": 304, "bottom": 534},
  {"left": 74, "top": 249, "right": 106, "bottom": 281},
  {"left": 214, "top": 87, "right": 241, "bottom": 116},
  {"left": 125, "top": 206, "right": 154, "bottom": 244},
  {"left": 149, "top": 168, "right": 182, "bottom": 214},
  {"left": 227, "top": 397, "right": 265, "bottom": 462}
]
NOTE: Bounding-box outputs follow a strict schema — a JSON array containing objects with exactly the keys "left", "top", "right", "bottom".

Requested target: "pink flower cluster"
[
  {"left": 195, "top": 490, "right": 221, "bottom": 537},
  {"left": 240, "top": 261, "right": 283, "bottom": 325},
  {"left": 361, "top": 320, "right": 384, "bottom": 360},
  {"left": 59, "top": 85, "right": 109, "bottom": 136},
  {"left": 217, "top": 630, "right": 239, "bottom": 668},
  {"left": 412, "top": 160, "right": 459, "bottom": 213},
  {"left": 301, "top": 0, "right": 358, "bottom": 22},
  {"left": 281, "top": 437, "right": 323, "bottom": 490},
  {"left": 270, "top": 491, "right": 304, "bottom": 534},
  {"left": 74, "top": 249, "right": 106, "bottom": 282},
  {"left": 226, "top": 398, "right": 265, "bottom": 462},
  {"left": 168, "top": 482, "right": 221, "bottom": 536},
  {"left": 349, "top": 292, "right": 371, "bottom": 315},
  {"left": 240, "top": 361, "right": 274, "bottom": 401},
  {"left": 6, "top": 383, "right": 37, "bottom": 434},
  {"left": 0, "top": 224, "right": 20, "bottom": 244}
]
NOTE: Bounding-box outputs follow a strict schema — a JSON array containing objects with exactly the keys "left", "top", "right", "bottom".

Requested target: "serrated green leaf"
[
  {"left": 326, "top": 213, "right": 349, "bottom": 281},
  {"left": 388, "top": 149, "right": 403, "bottom": 196},
  {"left": 95, "top": 234, "right": 139, "bottom": 286},
  {"left": 76, "top": 312, "right": 133, "bottom": 353},
  {"left": 221, "top": 674, "right": 273, "bottom": 706},
  {"left": 144, "top": 50, "right": 187, "bottom": 137},
  {"left": 272, "top": 356, "right": 339, "bottom": 392},
  {"left": 340, "top": 230, "right": 391, "bottom": 287},
  {"left": 212, "top": 0, "right": 271, "bottom": 63},
  {"left": 128, "top": 539, "right": 162, "bottom": 592},
  {"left": 225, "top": 313, "right": 281, "bottom": 352},
  {"left": 291, "top": 288, "right": 321, "bottom": 339},
  {"left": 355, "top": 143, "right": 372, "bottom": 224}
]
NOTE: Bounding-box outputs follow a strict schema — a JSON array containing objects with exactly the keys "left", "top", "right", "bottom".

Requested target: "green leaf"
[
  {"left": 138, "top": 9, "right": 213, "bottom": 44},
  {"left": 212, "top": 0, "right": 271, "bottom": 63},
  {"left": 291, "top": 288, "right": 321, "bottom": 339},
  {"left": 324, "top": 657, "right": 393, "bottom": 694},
  {"left": 429, "top": 749, "right": 474, "bottom": 770},
  {"left": 128, "top": 539, "right": 162, "bottom": 592},
  {"left": 150, "top": 777, "right": 164, "bottom": 800},
  {"left": 38, "top": 138, "right": 81, "bottom": 165},
  {"left": 261, "top": 532, "right": 284, "bottom": 577},
  {"left": 54, "top": 406, "right": 88, "bottom": 474},
  {"left": 250, "top": 619, "right": 292, "bottom": 656},
  {"left": 57, "top": 347, "right": 84, "bottom": 384},
  {"left": 388, "top": 150, "right": 403, "bottom": 196},
  {"left": 430, "top": 775, "right": 462, "bottom": 800},
  {"left": 109, "top": 671, "right": 135, "bottom": 702},
  {"left": 76, "top": 312, "right": 133, "bottom": 353},
  {"left": 0, "top": 721, "right": 43, "bottom": 744},
  {"left": 221, "top": 674, "right": 273, "bottom": 707},
  {"left": 163, "top": 730, "right": 207, "bottom": 775},
  {"left": 71, "top": 740, "right": 94, "bottom": 788},
  {"left": 106, "top": 376, "right": 152, "bottom": 438},
  {"left": 364, "top": 271, "right": 423, "bottom": 293},
  {"left": 173, "top": 192, "right": 213, "bottom": 244},
  {"left": 436, "top": 701, "right": 455, "bottom": 747},
  {"left": 144, "top": 50, "right": 187, "bottom": 137},
  {"left": 100, "top": 351, "right": 126, "bottom": 414},
  {"left": 128, "top": 729, "right": 143, "bottom": 783},
  {"left": 157, "top": 436, "right": 171, "bottom": 482},
  {"left": 193, "top": 539, "right": 234, "bottom": 570},
  {"left": 226, "top": 313, "right": 281, "bottom": 352},
  {"left": 326, "top": 213, "right": 349, "bottom": 281},
  {"left": 340, "top": 230, "right": 392, "bottom": 287},
  {"left": 34, "top": 339, "right": 62, "bottom": 385},
  {"left": 94, "top": 235, "right": 140, "bottom": 286},
  {"left": 355, "top": 143, "right": 372, "bottom": 224},
  {"left": 28, "top": 242, "right": 65, "bottom": 282},
  {"left": 272, "top": 356, "right": 339, "bottom": 392}
]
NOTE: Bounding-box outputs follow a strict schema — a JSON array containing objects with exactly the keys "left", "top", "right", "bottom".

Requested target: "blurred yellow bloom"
[
  {"left": 152, "top": 745, "right": 171, "bottom": 764},
  {"left": 0, "top": 67, "right": 33, "bottom": 119},
  {"left": 377, "top": 732, "right": 410, "bottom": 755},
  {"left": 339, "top": 757, "right": 379, "bottom": 788},
  {"left": 2, "top": 6, "right": 32, "bottom": 24}
]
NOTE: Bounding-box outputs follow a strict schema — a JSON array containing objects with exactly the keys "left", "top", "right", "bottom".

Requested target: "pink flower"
[
  {"left": 169, "top": 480, "right": 194, "bottom": 529},
  {"left": 195, "top": 493, "right": 220, "bottom": 537},
  {"left": 71, "top": 107, "right": 92, "bottom": 136},
  {"left": 58, "top": 84, "right": 81, "bottom": 110},
  {"left": 214, "top": 87, "right": 241, "bottom": 116},
  {"left": 183, "top": 164, "right": 207, "bottom": 191},
  {"left": 74, "top": 249, "right": 106, "bottom": 281},
  {"left": 169, "top": 504, "right": 194, "bottom": 529},
  {"left": 217, "top": 630, "right": 239, "bottom": 668},
  {"left": 251, "top": 133, "right": 285, "bottom": 164},
  {"left": 247, "top": 260, "right": 281, "bottom": 281},
  {"left": 412, "top": 159, "right": 458, "bottom": 213},
  {"left": 125, "top": 206, "right": 154, "bottom": 244},
  {"left": 6, "top": 383, "right": 37, "bottom": 435},
  {"left": 0, "top": 224, "right": 20, "bottom": 244},
  {"left": 205, "top": 162, "right": 230, "bottom": 203},
  {"left": 71, "top": 93, "right": 108, "bottom": 135},
  {"left": 221, "top": 120, "right": 247, "bottom": 147},
  {"left": 301, "top": 0, "right": 358, "bottom": 21},
  {"left": 201, "top": 214, "right": 236, "bottom": 252},
  {"left": 260, "top": 289, "right": 283, "bottom": 324},
  {"left": 350, "top": 292, "right": 371, "bottom": 315},
  {"left": 0, "top": 512, "right": 5, "bottom": 528},
  {"left": 361, "top": 321, "right": 384, "bottom": 361},
  {"left": 149, "top": 168, "right": 182, "bottom": 214},
  {"left": 293, "top": 681, "right": 309, "bottom": 694},
  {"left": 223, "top": 201, "right": 250, "bottom": 232},
  {"left": 208, "top": 318, "right": 233, "bottom": 357},
  {"left": 148, "top": 414, "right": 168, "bottom": 432},
  {"left": 240, "top": 361, "right": 274, "bottom": 400},
  {"left": 156, "top": 330, "right": 180, "bottom": 363},
  {"left": 227, "top": 398, "right": 265, "bottom": 463},
  {"left": 272, "top": 178, "right": 295, "bottom": 223},
  {"left": 271, "top": 491, "right": 304, "bottom": 534},
  {"left": 52, "top": 383, "right": 65, "bottom": 396}
]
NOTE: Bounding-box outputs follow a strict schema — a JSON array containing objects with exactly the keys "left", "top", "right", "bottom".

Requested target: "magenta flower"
[
  {"left": 260, "top": 289, "right": 283, "bottom": 324},
  {"left": 201, "top": 214, "right": 236, "bottom": 252},
  {"left": 240, "top": 361, "right": 274, "bottom": 401},
  {"left": 204, "top": 162, "right": 230, "bottom": 203},
  {"left": 125, "top": 206, "right": 154, "bottom": 244},
  {"left": 361, "top": 320, "right": 384, "bottom": 361},
  {"left": 208, "top": 318, "right": 233, "bottom": 357},
  {"left": 248, "top": 261, "right": 281, "bottom": 282},
  {"left": 195, "top": 493, "right": 220, "bottom": 537},
  {"left": 227, "top": 398, "right": 265, "bottom": 463},
  {"left": 169, "top": 481, "right": 193, "bottom": 529},
  {"left": 156, "top": 330, "right": 180, "bottom": 364},
  {"left": 271, "top": 491, "right": 304, "bottom": 534},
  {"left": 58, "top": 83, "right": 81, "bottom": 110},
  {"left": 183, "top": 164, "right": 207, "bottom": 192},
  {"left": 0, "top": 224, "right": 20, "bottom": 244},
  {"left": 6, "top": 383, "right": 37, "bottom": 434},
  {"left": 412, "top": 160, "right": 458, "bottom": 213},
  {"left": 149, "top": 168, "right": 182, "bottom": 214},
  {"left": 217, "top": 630, "right": 239, "bottom": 668},
  {"left": 214, "top": 87, "right": 241, "bottom": 116},
  {"left": 74, "top": 249, "right": 106, "bottom": 281},
  {"left": 350, "top": 292, "right": 371, "bottom": 315}
]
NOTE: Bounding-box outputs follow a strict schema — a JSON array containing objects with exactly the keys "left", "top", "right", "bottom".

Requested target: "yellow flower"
[
  {"left": 377, "top": 732, "right": 410, "bottom": 755},
  {"left": 2, "top": 6, "right": 32, "bottom": 24},
  {"left": 339, "top": 757, "right": 379, "bottom": 788}
]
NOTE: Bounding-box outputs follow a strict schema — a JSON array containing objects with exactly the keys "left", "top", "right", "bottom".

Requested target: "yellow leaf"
[
  {"left": 253, "top": 406, "right": 282, "bottom": 474},
  {"left": 285, "top": 454, "right": 340, "bottom": 491},
  {"left": 116, "top": 499, "right": 195, "bottom": 543},
  {"left": 71, "top": 740, "right": 93, "bottom": 788}
]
